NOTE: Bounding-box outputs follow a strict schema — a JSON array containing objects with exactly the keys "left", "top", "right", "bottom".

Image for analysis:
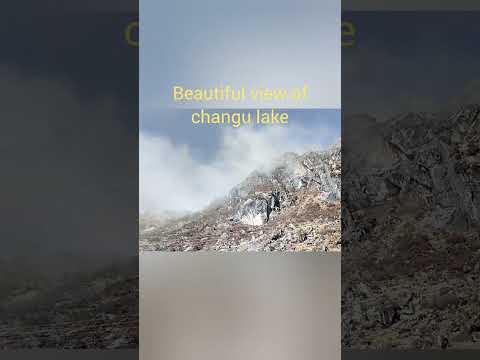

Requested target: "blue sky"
[{"left": 141, "top": 109, "right": 340, "bottom": 162}]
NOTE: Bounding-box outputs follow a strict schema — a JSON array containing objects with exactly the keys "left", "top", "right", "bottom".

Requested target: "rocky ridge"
[
  {"left": 0, "top": 260, "right": 138, "bottom": 349},
  {"left": 140, "top": 146, "right": 341, "bottom": 252},
  {"left": 342, "top": 105, "right": 480, "bottom": 349}
]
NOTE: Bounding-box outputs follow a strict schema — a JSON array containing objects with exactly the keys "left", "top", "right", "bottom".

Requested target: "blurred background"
[{"left": 141, "top": 253, "right": 340, "bottom": 360}]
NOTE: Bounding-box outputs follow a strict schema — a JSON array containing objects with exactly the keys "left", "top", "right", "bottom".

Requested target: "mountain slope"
[
  {"left": 140, "top": 146, "right": 341, "bottom": 252},
  {"left": 0, "top": 259, "right": 138, "bottom": 349},
  {"left": 342, "top": 105, "right": 480, "bottom": 349}
]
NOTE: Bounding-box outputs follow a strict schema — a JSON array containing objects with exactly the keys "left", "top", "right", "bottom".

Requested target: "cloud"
[
  {"left": 0, "top": 65, "right": 136, "bottom": 264},
  {"left": 140, "top": 124, "right": 329, "bottom": 214}
]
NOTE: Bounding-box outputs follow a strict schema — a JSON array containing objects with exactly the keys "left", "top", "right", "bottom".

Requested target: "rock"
[
  {"left": 433, "top": 293, "right": 459, "bottom": 310},
  {"left": 343, "top": 105, "right": 480, "bottom": 349},
  {"left": 380, "top": 305, "right": 401, "bottom": 327},
  {"left": 141, "top": 146, "right": 341, "bottom": 252},
  {"left": 271, "top": 230, "right": 284, "bottom": 241}
]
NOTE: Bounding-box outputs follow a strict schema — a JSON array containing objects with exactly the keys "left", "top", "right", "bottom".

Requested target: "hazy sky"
[
  {"left": 343, "top": 12, "right": 480, "bottom": 119},
  {"left": 1, "top": 14, "right": 138, "bottom": 263},
  {"left": 140, "top": 0, "right": 340, "bottom": 109}
]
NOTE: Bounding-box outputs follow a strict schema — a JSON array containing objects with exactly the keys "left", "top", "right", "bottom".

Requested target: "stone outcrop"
[
  {"left": 342, "top": 105, "right": 480, "bottom": 349},
  {"left": 140, "top": 146, "right": 341, "bottom": 252}
]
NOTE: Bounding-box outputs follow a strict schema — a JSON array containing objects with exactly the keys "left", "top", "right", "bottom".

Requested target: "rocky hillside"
[
  {"left": 140, "top": 146, "right": 341, "bottom": 252},
  {"left": 342, "top": 105, "right": 480, "bottom": 349},
  {"left": 0, "top": 260, "right": 138, "bottom": 349}
]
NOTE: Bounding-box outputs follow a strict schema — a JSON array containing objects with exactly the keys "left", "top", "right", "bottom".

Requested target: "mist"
[
  {"left": 0, "top": 65, "right": 137, "bottom": 267},
  {"left": 140, "top": 124, "right": 334, "bottom": 215}
]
